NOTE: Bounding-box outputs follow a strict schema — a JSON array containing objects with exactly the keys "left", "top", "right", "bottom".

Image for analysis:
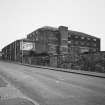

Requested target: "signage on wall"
[
  {"left": 80, "top": 47, "right": 89, "bottom": 53},
  {"left": 20, "top": 41, "right": 35, "bottom": 51}
]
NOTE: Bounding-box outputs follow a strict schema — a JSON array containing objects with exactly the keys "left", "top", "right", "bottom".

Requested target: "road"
[{"left": 0, "top": 61, "right": 105, "bottom": 105}]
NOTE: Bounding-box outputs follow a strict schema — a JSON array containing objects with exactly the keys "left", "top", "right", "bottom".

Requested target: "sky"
[{"left": 0, "top": 0, "right": 105, "bottom": 51}]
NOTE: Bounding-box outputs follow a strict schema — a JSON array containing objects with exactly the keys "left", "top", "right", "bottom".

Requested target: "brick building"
[
  {"left": 2, "top": 39, "right": 35, "bottom": 62},
  {"left": 2, "top": 26, "right": 101, "bottom": 69},
  {"left": 27, "top": 26, "right": 100, "bottom": 55},
  {"left": 27, "top": 26, "right": 60, "bottom": 55}
]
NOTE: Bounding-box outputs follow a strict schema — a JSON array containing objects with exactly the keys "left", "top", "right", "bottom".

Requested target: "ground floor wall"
[{"left": 1, "top": 51, "right": 105, "bottom": 73}]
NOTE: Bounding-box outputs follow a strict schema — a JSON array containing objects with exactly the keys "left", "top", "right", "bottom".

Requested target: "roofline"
[{"left": 68, "top": 30, "right": 100, "bottom": 39}]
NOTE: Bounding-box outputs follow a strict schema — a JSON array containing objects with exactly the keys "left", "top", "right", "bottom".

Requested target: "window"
[
  {"left": 35, "top": 31, "right": 38, "bottom": 35},
  {"left": 80, "top": 42, "right": 85, "bottom": 45},
  {"left": 33, "top": 32, "right": 35, "bottom": 35},
  {"left": 74, "top": 41, "right": 79, "bottom": 45},
  {"left": 75, "top": 35, "right": 79, "bottom": 38},
  {"left": 80, "top": 47, "right": 89, "bottom": 53},
  {"left": 81, "top": 36, "right": 85, "bottom": 39},
  {"left": 68, "top": 37, "right": 71, "bottom": 41},
  {"left": 87, "top": 37, "right": 91, "bottom": 40},
  {"left": 68, "top": 33, "right": 71, "bottom": 37},
  {"left": 92, "top": 49, "right": 96, "bottom": 52},
  {"left": 93, "top": 43, "right": 96, "bottom": 47},
  {"left": 48, "top": 37, "right": 57, "bottom": 40},
  {"left": 48, "top": 40, "right": 58, "bottom": 44},
  {"left": 60, "top": 47, "right": 68, "bottom": 52},
  {"left": 93, "top": 38, "right": 96, "bottom": 41},
  {"left": 48, "top": 45, "right": 57, "bottom": 53},
  {"left": 68, "top": 41, "right": 71, "bottom": 44},
  {"left": 36, "top": 34, "right": 38, "bottom": 41},
  {"left": 86, "top": 43, "right": 90, "bottom": 46},
  {"left": 61, "top": 40, "right": 67, "bottom": 45}
]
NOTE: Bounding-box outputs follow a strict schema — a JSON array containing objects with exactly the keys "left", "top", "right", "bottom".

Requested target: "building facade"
[
  {"left": 27, "top": 26, "right": 100, "bottom": 55},
  {"left": 2, "top": 39, "right": 35, "bottom": 62},
  {"left": 1, "top": 25, "right": 101, "bottom": 69}
]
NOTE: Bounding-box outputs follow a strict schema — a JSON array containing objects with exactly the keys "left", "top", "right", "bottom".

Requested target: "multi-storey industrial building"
[
  {"left": 27, "top": 26, "right": 100, "bottom": 55},
  {"left": 2, "top": 39, "right": 35, "bottom": 62},
  {"left": 2, "top": 26, "right": 101, "bottom": 68}
]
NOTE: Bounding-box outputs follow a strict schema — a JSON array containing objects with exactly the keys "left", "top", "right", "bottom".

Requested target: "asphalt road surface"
[{"left": 0, "top": 61, "right": 105, "bottom": 105}]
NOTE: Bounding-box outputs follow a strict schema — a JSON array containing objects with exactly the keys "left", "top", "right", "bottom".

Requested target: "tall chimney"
[{"left": 58, "top": 26, "right": 68, "bottom": 54}]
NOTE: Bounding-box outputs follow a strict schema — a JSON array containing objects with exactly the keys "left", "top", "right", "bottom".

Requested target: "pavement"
[
  {"left": 0, "top": 61, "right": 105, "bottom": 105},
  {"left": 23, "top": 63, "right": 105, "bottom": 78},
  {"left": 3, "top": 60, "right": 105, "bottom": 78}
]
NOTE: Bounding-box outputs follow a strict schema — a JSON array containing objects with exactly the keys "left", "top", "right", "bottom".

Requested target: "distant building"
[
  {"left": 2, "top": 39, "right": 35, "bottom": 62},
  {"left": 27, "top": 26, "right": 100, "bottom": 55}
]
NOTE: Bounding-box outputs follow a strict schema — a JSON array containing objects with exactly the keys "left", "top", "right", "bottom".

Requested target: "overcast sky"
[{"left": 0, "top": 0, "right": 105, "bottom": 51}]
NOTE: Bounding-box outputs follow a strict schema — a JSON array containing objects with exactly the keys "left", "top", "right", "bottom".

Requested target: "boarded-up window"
[
  {"left": 60, "top": 47, "right": 68, "bottom": 53},
  {"left": 61, "top": 40, "right": 68, "bottom": 45}
]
